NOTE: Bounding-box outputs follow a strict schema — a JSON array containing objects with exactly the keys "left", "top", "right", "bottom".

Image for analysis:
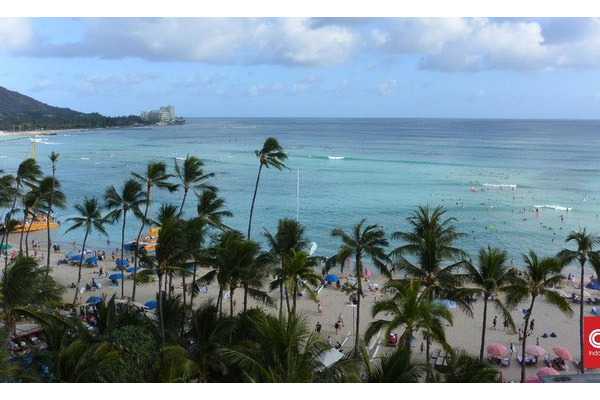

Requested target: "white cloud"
[
  {"left": 0, "top": 18, "right": 35, "bottom": 53},
  {"left": 74, "top": 73, "right": 157, "bottom": 94},
  {"left": 30, "top": 78, "right": 55, "bottom": 92},
  {"left": 376, "top": 79, "right": 397, "bottom": 95}
]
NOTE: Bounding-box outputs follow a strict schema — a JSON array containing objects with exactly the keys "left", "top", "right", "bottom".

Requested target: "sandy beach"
[{"left": 2, "top": 228, "right": 596, "bottom": 382}]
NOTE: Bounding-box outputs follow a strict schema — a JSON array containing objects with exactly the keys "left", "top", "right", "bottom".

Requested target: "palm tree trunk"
[
  {"left": 580, "top": 260, "right": 585, "bottom": 374},
  {"left": 168, "top": 272, "right": 173, "bottom": 298},
  {"left": 73, "top": 230, "right": 89, "bottom": 304},
  {"left": 355, "top": 255, "right": 362, "bottom": 352},
  {"left": 479, "top": 293, "right": 489, "bottom": 362},
  {"left": 191, "top": 265, "right": 198, "bottom": 305},
  {"left": 132, "top": 192, "right": 150, "bottom": 301},
  {"left": 217, "top": 287, "right": 223, "bottom": 317},
  {"left": 181, "top": 272, "right": 187, "bottom": 337},
  {"left": 292, "top": 278, "right": 298, "bottom": 315},
  {"left": 120, "top": 210, "right": 127, "bottom": 299},
  {"left": 285, "top": 286, "right": 291, "bottom": 314},
  {"left": 19, "top": 210, "right": 27, "bottom": 255},
  {"left": 158, "top": 273, "right": 165, "bottom": 345},
  {"left": 230, "top": 288, "right": 234, "bottom": 317},
  {"left": 25, "top": 214, "right": 34, "bottom": 257},
  {"left": 178, "top": 188, "right": 189, "bottom": 217},
  {"left": 245, "top": 164, "right": 263, "bottom": 311},
  {"left": 279, "top": 283, "right": 284, "bottom": 319},
  {"left": 520, "top": 296, "right": 536, "bottom": 383},
  {"left": 46, "top": 173, "right": 56, "bottom": 277}
]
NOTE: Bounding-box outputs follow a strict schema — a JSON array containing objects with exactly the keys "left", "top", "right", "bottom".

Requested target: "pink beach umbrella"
[
  {"left": 525, "top": 345, "right": 546, "bottom": 357},
  {"left": 524, "top": 377, "right": 542, "bottom": 383},
  {"left": 537, "top": 367, "right": 560, "bottom": 377},
  {"left": 486, "top": 343, "right": 508, "bottom": 357},
  {"left": 552, "top": 346, "right": 573, "bottom": 361}
]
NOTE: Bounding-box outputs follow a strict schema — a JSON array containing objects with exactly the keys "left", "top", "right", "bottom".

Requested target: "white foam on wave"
[
  {"left": 534, "top": 205, "right": 572, "bottom": 211},
  {"left": 483, "top": 183, "right": 517, "bottom": 188},
  {"left": 328, "top": 156, "right": 344, "bottom": 160},
  {"left": 81, "top": 157, "right": 90, "bottom": 160}
]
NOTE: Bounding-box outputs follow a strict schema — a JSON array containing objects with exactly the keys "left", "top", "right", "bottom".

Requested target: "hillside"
[{"left": 0, "top": 86, "right": 143, "bottom": 131}]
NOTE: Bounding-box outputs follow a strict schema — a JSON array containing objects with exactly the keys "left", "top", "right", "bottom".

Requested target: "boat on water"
[
  {"left": 124, "top": 227, "right": 160, "bottom": 253},
  {"left": 11, "top": 215, "right": 60, "bottom": 233}
]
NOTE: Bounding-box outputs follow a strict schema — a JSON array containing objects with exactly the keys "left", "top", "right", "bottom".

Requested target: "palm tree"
[
  {"left": 362, "top": 346, "right": 423, "bottom": 383},
  {"left": 64, "top": 197, "right": 109, "bottom": 304},
  {"left": 0, "top": 256, "right": 63, "bottom": 339},
  {"left": 270, "top": 249, "right": 322, "bottom": 315},
  {"left": 365, "top": 279, "right": 452, "bottom": 352},
  {"left": 463, "top": 246, "right": 516, "bottom": 361},
  {"left": 505, "top": 251, "right": 573, "bottom": 383},
  {"left": 247, "top": 137, "right": 288, "bottom": 239},
  {"left": 263, "top": 218, "right": 309, "bottom": 316},
  {"left": 19, "top": 187, "right": 40, "bottom": 255},
  {"left": 196, "top": 189, "right": 233, "bottom": 231},
  {"left": 428, "top": 349, "right": 500, "bottom": 383},
  {"left": 162, "top": 303, "right": 233, "bottom": 382},
  {"left": 557, "top": 228, "right": 600, "bottom": 373},
  {"left": 46, "top": 151, "right": 60, "bottom": 273},
  {"left": 104, "top": 178, "right": 145, "bottom": 299},
  {"left": 389, "top": 205, "right": 470, "bottom": 367},
  {"left": 1, "top": 158, "right": 42, "bottom": 257},
  {"left": 131, "top": 162, "right": 177, "bottom": 301},
  {"left": 223, "top": 311, "right": 330, "bottom": 382},
  {"left": 174, "top": 155, "right": 215, "bottom": 217},
  {"left": 328, "top": 218, "right": 390, "bottom": 352}
]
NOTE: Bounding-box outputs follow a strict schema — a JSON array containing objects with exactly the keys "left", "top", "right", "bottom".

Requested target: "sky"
[{"left": 2, "top": 16, "right": 600, "bottom": 118}]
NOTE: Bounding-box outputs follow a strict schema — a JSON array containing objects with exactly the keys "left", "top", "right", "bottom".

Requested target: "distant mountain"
[{"left": 0, "top": 86, "right": 143, "bottom": 131}]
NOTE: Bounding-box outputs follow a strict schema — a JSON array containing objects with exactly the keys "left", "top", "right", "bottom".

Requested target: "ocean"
[{"left": 2, "top": 118, "right": 600, "bottom": 273}]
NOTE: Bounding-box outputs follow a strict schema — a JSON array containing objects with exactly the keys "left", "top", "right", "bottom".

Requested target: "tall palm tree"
[
  {"left": 104, "top": 179, "right": 145, "bottom": 299},
  {"left": 270, "top": 249, "right": 322, "bottom": 315},
  {"left": 196, "top": 189, "right": 233, "bottom": 231},
  {"left": 557, "top": 228, "right": 600, "bottom": 373},
  {"left": 64, "top": 197, "right": 109, "bottom": 304},
  {"left": 19, "top": 187, "right": 40, "bottom": 255},
  {"left": 365, "top": 279, "right": 452, "bottom": 352},
  {"left": 46, "top": 151, "right": 60, "bottom": 273},
  {"left": 328, "top": 218, "right": 390, "bottom": 352},
  {"left": 174, "top": 155, "right": 215, "bottom": 217},
  {"left": 505, "top": 251, "right": 573, "bottom": 383},
  {"left": 263, "top": 218, "right": 309, "bottom": 316},
  {"left": 463, "top": 246, "right": 516, "bottom": 361},
  {"left": 1, "top": 159, "right": 42, "bottom": 257},
  {"left": 389, "top": 205, "right": 470, "bottom": 367},
  {"left": 131, "top": 162, "right": 177, "bottom": 301},
  {"left": 247, "top": 137, "right": 288, "bottom": 239}
]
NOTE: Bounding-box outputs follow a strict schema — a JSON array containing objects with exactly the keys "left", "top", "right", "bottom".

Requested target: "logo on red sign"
[{"left": 584, "top": 317, "right": 600, "bottom": 369}]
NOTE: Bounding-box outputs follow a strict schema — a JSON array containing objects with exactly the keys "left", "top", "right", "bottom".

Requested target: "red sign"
[{"left": 584, "top": 317, "right": 600, "bottom": 369}]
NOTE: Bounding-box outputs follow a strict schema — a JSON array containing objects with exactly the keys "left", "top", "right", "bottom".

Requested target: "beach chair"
[
  {"left": 501, "top": 358, "right": 510, "bottom": 367},
  {"left": 430, "top": 348, "right": 441, "bottom": 362}
]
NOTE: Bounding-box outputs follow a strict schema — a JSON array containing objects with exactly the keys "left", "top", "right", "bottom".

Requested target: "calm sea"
[{"left": 2, "top": 118, "right": 600, "bottom": 273}]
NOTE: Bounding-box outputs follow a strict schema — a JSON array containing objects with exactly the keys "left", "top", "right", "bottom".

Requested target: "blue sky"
[{"left": 2, "top": 17, "right": 600, "bottom": 119}]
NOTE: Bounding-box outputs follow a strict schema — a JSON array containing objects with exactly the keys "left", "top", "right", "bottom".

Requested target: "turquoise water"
[{"left": 2, "top": 118, "right": 600, "bottom": 271}]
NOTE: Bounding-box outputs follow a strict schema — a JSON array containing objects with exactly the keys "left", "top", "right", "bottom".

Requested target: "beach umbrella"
[
  {"left": 552, "top": 346, "right": 573, "bottom": 361},
  {"left": 71, "top": 254, "right": 83, "bottom": 261},
  {"left": 525, "top": 345, "right": 546, "bottom": 357},
  {"left": 86, "top": 296, "right": 102, "bottom": 304},
  {"left": 125, "top": 266, "right": 141, "bottom": 273},
  {"left": 486, "top": 343, "right": 508, "bottom": 357},
  {"left": 524, "top": 377, "right": 542, "bottom": 383},
  {"left": 324, "top": 274, "right": 339, "bottom": 283},
  {"left": 86, "top": 256, "right": 98, "bottom": 264},
  {"left": 109, "top": 273, "right": 123, "bottom": 280},
  {"left": 116, "top": 259, "right": 129, "bottom": 267},
  {"left": 186, "top": 266, "right": 194, "bottom": 273},
  {"left": 434, "top": 299, "right": 458, "bottom": 309},
  {"left": 0, "top": 243, "right": 12, "bottom": 250},
  {"left": 144, "top": 300, "right": 158, "bottom": 310},
  {"left": 537, "top": 367, "right": 560, "bottom": 377},
  {"left": 64, "top": 251, "right": 80, "bottom": 259}
]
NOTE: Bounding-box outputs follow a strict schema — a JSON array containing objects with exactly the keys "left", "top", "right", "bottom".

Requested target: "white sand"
[{"left": 3, "top": 229, "right": 596, "bottom": 382}]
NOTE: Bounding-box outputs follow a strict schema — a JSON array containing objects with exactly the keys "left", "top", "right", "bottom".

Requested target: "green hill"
[{"left": 0, "top": 86, "right": 143, "bottom": 131}]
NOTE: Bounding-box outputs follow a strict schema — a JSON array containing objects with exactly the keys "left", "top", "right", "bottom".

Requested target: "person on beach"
[
  {"left": 315, "top": 322, "right": 322, "bottom": 333},
  {"left": 529, "top": 319, "right": 535, "bottom": 333},
  {"left": 327, "top": 336, "right": 333, "bottom": 346},
  {"left": 337, "top": 312, "right": 344, "bottom": 327},
  {"left": 420, "top": 342, "right": 425, "bottom": 353},
  {"left": 509, "top": 343, "right": 515, "bottom": 358},
  {"left": 334, "top": 321, "right": 341, "bottom": 335},
  {"left": 317, "top": 300, "right": 323, "bottom": 315},
  {"left": 518, "top": 328, "right": 523, "bottom": 343},
  {"left": 492, "top": 316, "right": 497, "bottom": 329},
  {"left": 503, "top": 319, "right": 509, "bottom": 331}
]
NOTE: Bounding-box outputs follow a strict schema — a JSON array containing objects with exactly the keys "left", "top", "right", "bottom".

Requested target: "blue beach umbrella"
[
  {"left": 71, "top": 254, "right": 83, "bottom": 261},
  {"left": 116, "top": 259, "right": 129, "bottom": 267},
  {"left": 144, "top": 300, "right": 158, "bottom": 310},
  {"left": 125, "top": 266, "right": 141, "bottom": 273},
  {"left": 86, "top": 296, "right": 102, "bottom": 304},
  {"left": 64, "top": 251, "right": 80, "bottom": 259},
  {"left": 109, "top": 273, "right": 123, "bottom": 280},
  {"left": 86, "top": 256, "right": 98, "bottom": 264},
  {"left": 324, "top": 274, "right": 339, "bottom": 283}
]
